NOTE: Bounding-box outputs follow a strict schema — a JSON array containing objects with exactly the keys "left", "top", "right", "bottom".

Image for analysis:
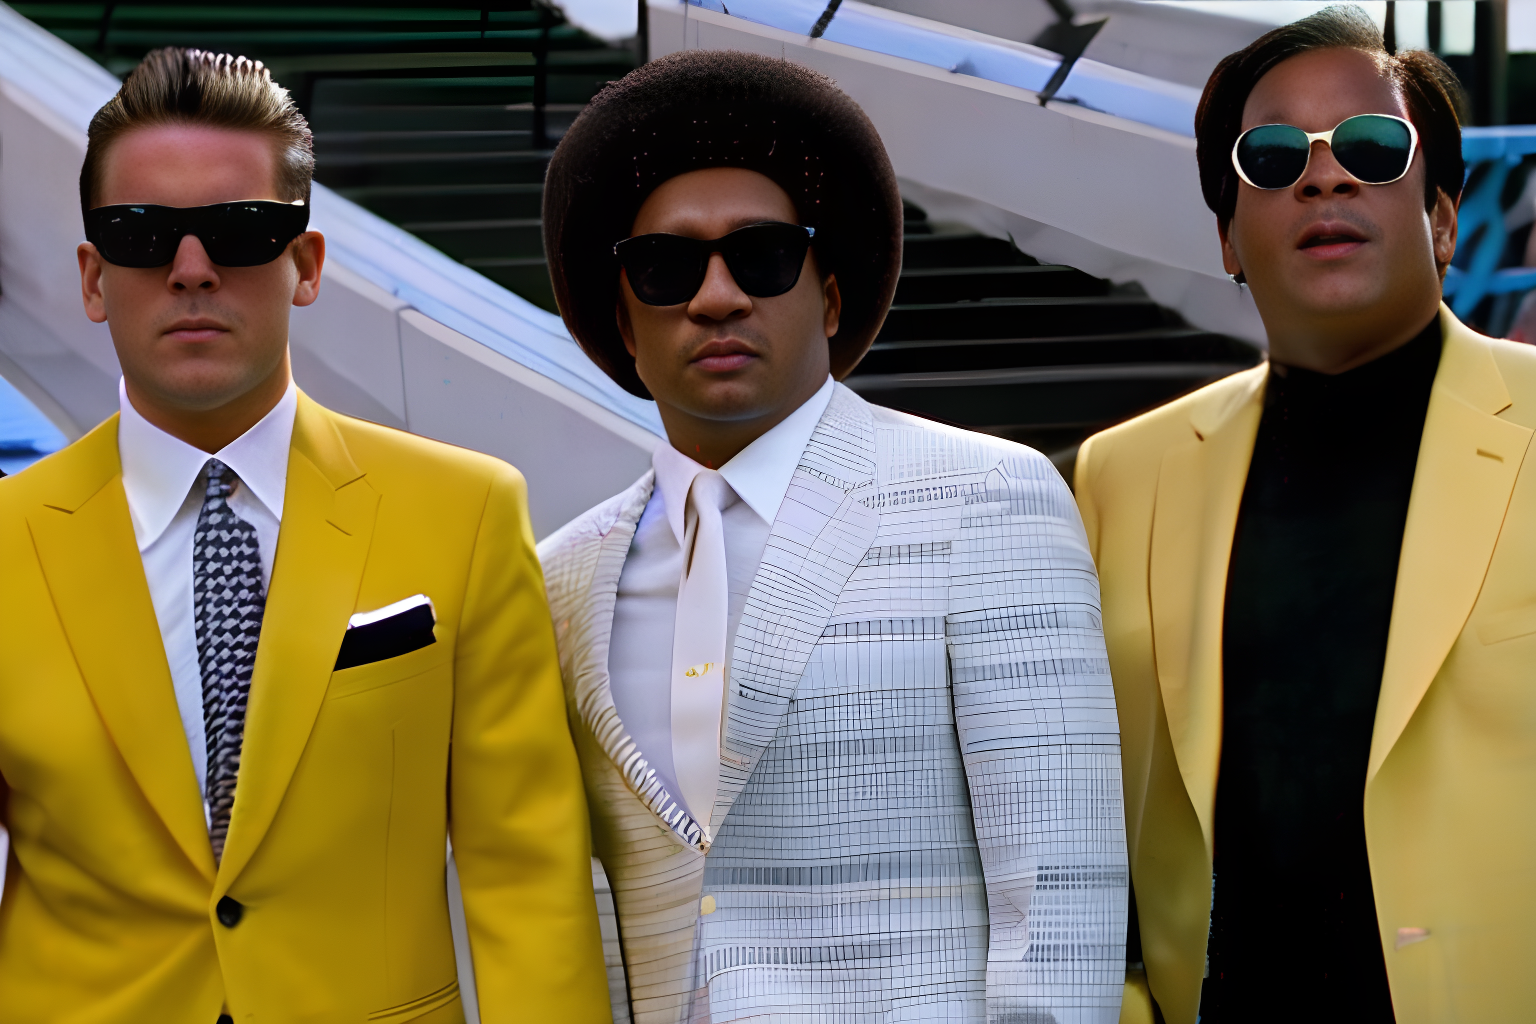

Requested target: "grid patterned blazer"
[{"left": 539, "top": 385, "right": 1126, "bottom": 1024}]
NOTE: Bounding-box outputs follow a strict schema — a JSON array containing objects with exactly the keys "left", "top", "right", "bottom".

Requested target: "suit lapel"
[
  {"left": 1148, "top": 367, "right": 1266, "bottom": 851},
  {"left": 564, "top": 474, "right": 720, "bottom": 852},
  {"left": 712, "top": 385, "right": 881, "bottom": 832},
  {"left": 27, "top": 417, "right": 217, "bottom": 882},
  {"left": 216, "top": 394, "right": 378, "bottom": 887},
  {"left": 1369, "top": 310, "right": 1532, "bottom": 782}
]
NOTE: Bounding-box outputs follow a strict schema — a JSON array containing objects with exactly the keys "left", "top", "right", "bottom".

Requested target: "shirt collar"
[
  {"left": 651, "top": 376, "right": 834, "bottom": 547},
  {"left": 118, "top": 377, "right": 299, "bottom": 550}
]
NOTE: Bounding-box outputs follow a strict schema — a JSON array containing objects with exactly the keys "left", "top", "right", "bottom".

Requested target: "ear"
[
  {"left": 1218, "top": 216, "right": 1245, "bottom": 280},
  {"left": 1430, "top": 187, "right": 1458, "bottom": 277},
  {"left": 78, "top": 242, "right": 108, "bottom": 324},
  {"left": 290, "top": 231, "right": 326, "bottom": 307},
  {"left": 822, "top": 272, "right": 842, "bottom": 339}
]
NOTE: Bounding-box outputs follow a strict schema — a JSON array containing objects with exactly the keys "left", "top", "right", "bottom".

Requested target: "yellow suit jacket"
[
  {"left": 0, "top": 393, "right": 609, "bottom": 1023},
  {"left": 1076, "top": 307, "right": 1536, "bottom": 1024}
]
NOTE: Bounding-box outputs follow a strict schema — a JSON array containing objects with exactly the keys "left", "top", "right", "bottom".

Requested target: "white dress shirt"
[
  {"left": 118, "top": 378, "right": 297, "bottom": 809},
  {"left": 608, "top": 377, "right": 834, "bottom": 804}
]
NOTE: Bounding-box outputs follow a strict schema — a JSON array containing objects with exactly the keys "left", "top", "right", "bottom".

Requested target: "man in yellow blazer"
[
  {"left": 0, "top": 48, "right": 608, "bottom": 1023},
  {"left": 1076, "top": 10, "right": 1533, "bottom": 1024}
]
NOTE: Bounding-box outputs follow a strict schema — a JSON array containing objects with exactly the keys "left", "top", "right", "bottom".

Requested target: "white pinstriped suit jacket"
[{"left": 539, "top": 385, "right": 1127, "bottom": 1024}]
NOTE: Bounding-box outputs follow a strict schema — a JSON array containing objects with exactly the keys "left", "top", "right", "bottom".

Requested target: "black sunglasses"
[
  {"left": 85, "top": 200, "right": 310, "bottom": 268},
  {"left": 613, "top": 222, "right": 816, "bottom": 306},
  {"left": 1231, "top": 113, "right": 1419, "bottom": 191}
]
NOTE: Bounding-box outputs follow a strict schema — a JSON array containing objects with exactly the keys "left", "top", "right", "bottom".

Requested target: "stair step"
[
  {"left": 878, "top": 296, "right": 1168, "bottom": 342},
  {"left": 856, "top": 329, "right": 1261, "bottom": 376},
  {"left": 901, "top": 233, "right": 1037, "bottom": 269},
  {"left": 314, "top": 150, "right": 551, "bottom": 188},
  {"left": 846, "top": 362, "right": 1249, "bottom": 430},
  {"left": 405, "top": 220, "right": 545, "bottom": 261},
  {"left": 342, "top": 183, "right": 546, "bottom": 223},
  {"left": 893, "top": 265, "right": 1107, "bottom": 304}
]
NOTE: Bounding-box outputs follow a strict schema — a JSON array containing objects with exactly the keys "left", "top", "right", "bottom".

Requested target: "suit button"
[{"left": 216, "top": 896, "right": 243, "bottom": 927}]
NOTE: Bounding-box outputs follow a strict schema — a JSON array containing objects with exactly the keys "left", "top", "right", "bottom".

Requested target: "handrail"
[{"left": 680, "top": 0, "right": 1202, "bottom": 138}]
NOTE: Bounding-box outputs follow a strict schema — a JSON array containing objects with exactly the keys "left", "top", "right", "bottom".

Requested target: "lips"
[
  {"left": 690, "top": 338, "right": 757, "bottom": 373},
  {"left": 164, "top": 319, "right": 229, "bottom": 342},
  {"left": 1297, "top": 223, "right": 1368, "bottom": 260}
]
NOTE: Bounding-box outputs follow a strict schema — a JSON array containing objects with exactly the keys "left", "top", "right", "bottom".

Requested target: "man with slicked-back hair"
[{"left": 0, "top": 48, "right": 608, "bottom": 1024}]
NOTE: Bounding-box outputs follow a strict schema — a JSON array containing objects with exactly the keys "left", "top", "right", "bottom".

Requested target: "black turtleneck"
[{"left": 1199, "top": 314, "right": 1442, "bottom": 1023}]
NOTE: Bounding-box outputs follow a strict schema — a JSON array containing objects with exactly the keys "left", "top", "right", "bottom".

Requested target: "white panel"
[
  {"left": 288, "top": 261, "right": 410, "bottom": 427},
  {"left": 399, "top": 309, "right": 659, "bottom": 539},
  {"left": 650, "top": 3, "right": 1221, "bottom": 279}
]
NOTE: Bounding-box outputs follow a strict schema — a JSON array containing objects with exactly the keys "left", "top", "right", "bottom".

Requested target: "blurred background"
[{"left": 2, "top": 0, "right": 1534, "bottom": 491}]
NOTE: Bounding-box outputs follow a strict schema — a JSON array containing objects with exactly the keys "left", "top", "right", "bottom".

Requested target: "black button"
[
  {"left": 216, "top": 896, "right": 243, "bottom": 927},
  {"left": 217, "top": 1016, "right": 234, "bottom": 1024}
]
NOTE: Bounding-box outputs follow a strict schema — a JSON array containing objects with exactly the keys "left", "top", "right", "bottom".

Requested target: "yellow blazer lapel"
[
  {"left": 1369, "top": 309, "right": 1532, "bottom": 782},
  {"left": 1149, "top": 366, "right": 1266, "bottom": 851},
  {"left": 217, "top": 394, "right": 379, "bottom": 886},
  {"left": 26, "top": 417, "right": 216, "bottom": 882}
]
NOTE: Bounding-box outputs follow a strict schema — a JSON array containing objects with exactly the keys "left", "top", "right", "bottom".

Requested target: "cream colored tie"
[{"left": 671, "top": 469, "right": 731, "bottom": 830}]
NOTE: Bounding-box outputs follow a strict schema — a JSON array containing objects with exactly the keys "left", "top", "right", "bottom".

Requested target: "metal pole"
[
  {"left": 637, "top": 0, "right": 649, "bottom": 64},
  {"left": 1427, "top": 1, "right": 1441, "bottom": 53},
  {"left": 1474, "top": 0, "right": 1508, "bottom": 125}
]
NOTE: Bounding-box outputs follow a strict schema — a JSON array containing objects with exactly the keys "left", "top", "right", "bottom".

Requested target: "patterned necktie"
[
  {"left": 194, "top": 458, "right": 267, "bottom": 863},
  {"left": 670, "top": 469, "right": 732, "bottom": 831}
]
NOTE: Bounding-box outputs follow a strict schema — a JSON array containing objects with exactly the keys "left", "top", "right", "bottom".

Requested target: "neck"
[
  {"left": 658, "top": 378, "right": 824, "bottom": 469},
  {"left": 1260, "top": 295, "right": 1442, "bottom": 376},
  {"left": 125, "top": 355, "right": 292, "bottom": 453}
]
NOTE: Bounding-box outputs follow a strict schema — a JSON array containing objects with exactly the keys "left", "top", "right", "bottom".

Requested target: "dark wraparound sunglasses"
[
  {"left": 1231, "top": 113, "right": 1419, "bottom": 191},
  {"left": 85, "top": 200, "right": 310, "bottom": 268},
  {"left": 613, "top": 222, "right": 816, "bottom": 306}
]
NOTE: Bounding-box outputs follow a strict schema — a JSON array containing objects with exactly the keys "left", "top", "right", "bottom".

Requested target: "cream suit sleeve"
[
  {"left": 449, "top": 462, "right": 611, "bottom": 1023},
  {"left": 949, "top": 449, "right": 1129, "bottom": 1022}
]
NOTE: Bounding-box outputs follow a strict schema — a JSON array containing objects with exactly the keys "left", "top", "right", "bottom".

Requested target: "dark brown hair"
[
  {"left": 79, "top": 48, "right": 313, "bottom": 216},
  {"left": 543, "top": 49, "right": 903, "bottom": 399},
  {"left": 1195, "top": 4, "right": 1465, "bottom": 229}
]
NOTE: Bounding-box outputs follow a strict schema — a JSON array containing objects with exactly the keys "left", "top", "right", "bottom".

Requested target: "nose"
[
  {"left": 166, "top": 233, "right": 221, "bottom": 293},
  {"left": 687, "top": 252, "right": 751, "bottom": 322},
  {"left": 1294, "top": 138, "right": 1360, "bottom": 200}
]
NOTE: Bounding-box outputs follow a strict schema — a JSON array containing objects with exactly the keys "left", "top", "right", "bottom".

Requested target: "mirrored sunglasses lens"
[
  {"left": 1331, "top": 115, "right": 1414, "bottom": 184},
  {"left": 621, "top": 236, "right": 706, "bottom": 305},
  {"left": 1237, "top": 124, "right": 1312, "bottom": 189},
  {"left": 199, "top": 203, "right": 300, "bottom": 266},
  {"left": 722, "top": 225, "right": 808, "bottom": 297},
  {"left": 94, "top": 207, "right": 181, "bottom": 267}
]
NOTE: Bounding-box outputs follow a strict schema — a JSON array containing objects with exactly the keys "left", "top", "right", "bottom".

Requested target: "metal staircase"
[
  {"left": 849, "top": 203, "right": 1259, "bottom": 469},
  {"left": 15, "top": 0, "right": 1261, "bottom": 479}
]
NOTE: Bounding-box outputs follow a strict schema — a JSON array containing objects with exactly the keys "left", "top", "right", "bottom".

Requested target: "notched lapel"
[
  {"left": 1148, "top": 367, "right": 1265, "bottom": 851},
  {"left": 714, "top": 387, "right": 880, "bottom": 830},
  {"left": 27, "top": 420, "right": 215, "bottom": 882},
  {"left": 562, "top": 475, "right": 718, "bottom": 852},
  {"left": 216, "top": 398, "right": 378, "bottom": 887},
  {"left": 1371, "top": 318, "right": 1532, "bottom": 782}
]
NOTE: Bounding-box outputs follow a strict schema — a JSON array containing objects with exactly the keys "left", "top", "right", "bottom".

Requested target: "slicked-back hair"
[
  {"left": 79, "top": 47, "right": 313, "bottom": 217},
  {"left": 1196, "top": 4, "right": 1465, "bottom": 229}
]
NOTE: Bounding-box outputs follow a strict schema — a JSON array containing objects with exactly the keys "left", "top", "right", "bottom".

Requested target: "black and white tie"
[{"left": 193, "top": 458, "right": 267, "bottom": 863}]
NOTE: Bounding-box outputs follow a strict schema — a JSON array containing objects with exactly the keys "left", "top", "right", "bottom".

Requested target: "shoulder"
[
  {"left": 326, "top": 410, "right": 520, "bottom": 492},
  {"left": 1078, "top": 364, "right": 1265, "bottom": 489},
  {"left": 866, "top": 404, "right": 1079, "bottom": 519},
  {"left": 868, "top": 403, "right": 1060, "bottom": 481},
  {"left": 1485, "top": 335, "right": 1536, "bottom": 413},
  {"left": 537, "top": 471, "right": 652, "bottom": 569},
  {"left": 0, "top": 416, "right": 119, "bottom": 525}
]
